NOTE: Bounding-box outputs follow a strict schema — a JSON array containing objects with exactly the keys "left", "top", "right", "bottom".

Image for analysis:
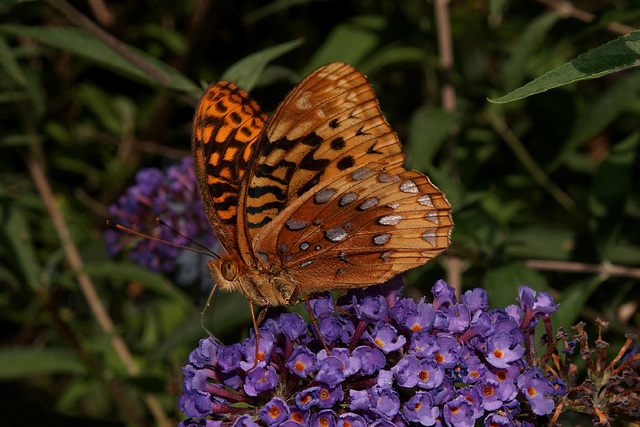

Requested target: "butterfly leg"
[
  {"left": 299, "top": 291, "right": 331, "bottom": 355},
  {"left": 248, "top": 302, "right": 261, "bottom": 370},
  {"left": 200, "top": 283, "right": 223, "bottom": 343}
]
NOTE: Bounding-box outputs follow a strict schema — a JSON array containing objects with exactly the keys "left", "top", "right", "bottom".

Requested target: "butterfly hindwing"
[
  {"left": 239, "top": 62, "right": 405, "bottom": 243},
  {"left": 253, "top": 163, "right": 452, "bottom": 291},
  {"left": 192, "top": 81, "right": 267, "bottom": 253}
]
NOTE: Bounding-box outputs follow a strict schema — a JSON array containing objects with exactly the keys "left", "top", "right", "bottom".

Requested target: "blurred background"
[{"left": 1, "top": 0, "right": 639, "bottom": 425}]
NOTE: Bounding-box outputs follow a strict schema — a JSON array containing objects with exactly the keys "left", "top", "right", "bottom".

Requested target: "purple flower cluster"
[
  {"left": 178, "top": 279, "right": 565, "bottom": 426},
  {"left": 104, "top": 158, "right": 215, "bottom": 272}
]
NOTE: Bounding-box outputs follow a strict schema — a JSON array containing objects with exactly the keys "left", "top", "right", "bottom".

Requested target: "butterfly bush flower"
[
  {"left": 104, "top": 157, "right": 215, "bottom": 273},
  {"left": 178, "top": 279, "right": 572, "bottom": 426}
]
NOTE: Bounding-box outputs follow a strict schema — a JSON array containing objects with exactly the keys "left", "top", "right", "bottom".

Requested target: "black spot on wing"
[
  {"left": 337, "top": 156, "right": 355, "bottom": 170},
  {"left": 330, "top": 137, "right": 345, "bottom": 150}
]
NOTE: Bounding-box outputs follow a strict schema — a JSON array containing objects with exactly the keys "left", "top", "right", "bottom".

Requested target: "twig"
[
  {"left": 524, "top": 259, "right": 640, "bottom": 280},
  {"left": 24, "top": 152, "right": 170, "bottom": 427},
  {"left": 536, "top": 0, "right": 636, "bottom": 35},
  {"left": 44, "top": 0, "right": 171, "bottom": 85},
  {"left": 434, "top": 0, "right": 456, "bottom": 113},
  {"left": 434, "top": 0, "right": 461, "bottom": 296},
  {"left": 485, "top": 111, "right": 577, "bottom": 212},
  {"left": 87, "top": 0, "right": 114, "bottom": 27},
  {"left": 41, "top": 290, "right": 149, "bottom": 426}
]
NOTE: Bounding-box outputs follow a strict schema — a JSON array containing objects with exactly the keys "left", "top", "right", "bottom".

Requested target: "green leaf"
[
  {"left": 359, "top": 45, "right": 428, "bottom": 74},
  {"left": 305, "top": 15, "right": 385, "bottom": 73},
  {"left": 0, "top": 91, "right": 31, "bottom": 104},
  {"left": 76, "top": 84, "right": 126, "bottom": 136},
  {"left": 0, "top": 133, "right": 41, "bottom": 146},
  {"left": 0, "top": 348, "right": 85, "bottom": 380},
  {"left": 0, "top": 0, "right": 33, "bottom": 10},
  {"left": 552, "top": 276, "right": 603, "bottom": 331},
  {"left": 221, "top": 39, "right": 304, "bottom": 92},
  {"left": 589, "top": 133, "right": 638, "bottom": 258},
  {"left": 0, "top": 24, "right": 200, "bottom": 96},
  {"left": 81, "top": 261, "right": 189, "bottom": 302},
  {"left": 0, "top": 200, "right": 41, "bottom": 291},
  {"left": 491, "top": 30, "right": 640, "bottom": 103},
  {"left": 505, "top": 227, "right": 574, "bottom": 261},
  {"left": 244, "top": 0, "right": 333, "bottom": 24},
  {"left": 551, "top": 72, "right": 640, "bottom": 169},
  {"left": 154, "top": 291, "right": 253, "bottom": 362},
  {"left": 485, "top": 262, "right": 548, "bottom": 310},
  {"left": 0, "top": 34, "right": 28, "bottom": 86},
  {"left": 407, "top": 106, "right": 457, "bottom": 170},
  {"left": 503, "top": 13, "right": 561, "bottom": 91}
]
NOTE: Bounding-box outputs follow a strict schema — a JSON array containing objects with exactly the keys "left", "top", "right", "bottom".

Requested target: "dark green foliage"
[{"left": 0, "top": 0, "right": 638, "bottom": 425}]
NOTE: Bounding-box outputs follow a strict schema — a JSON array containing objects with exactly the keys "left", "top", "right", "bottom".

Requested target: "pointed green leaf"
[
  {"left": 407, "top": 106, "right": 457, "bottom": 170},
  {"left": 305, "top": 16, "right": 385, "bottom": 73},
  {"left": 0, "top": 24, "right": 200, "bottom": 96},
  {"left": 503, "top": 13, "right": 561, "bottom": 91},
  {"left": 552, "top": 276, "right": 603, "bottom": 331},
  {"left": 0, "top": 34, "right": 28, "bottom": 86},
  {"left": 0, "top": 348, "right": 84, "bottom": 380},
  {"left": 221, "top": 39, "right": 304, "bottom": 92},
  {"left": 486, "top": 262, "right": 548, "bottom": 310},
  {"left": 491, "top": 30, "right": 640, "bottom": 103},
  {"left": 551, "top": 72, "right": 640, "bottom": 169},
  {"left": 0, "top": 201, "right": 41, "bottom": 290}
]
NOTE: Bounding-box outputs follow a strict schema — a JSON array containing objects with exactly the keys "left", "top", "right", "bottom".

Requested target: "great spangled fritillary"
[{"left": 192, "top": 62, "right": 452, "bottom": 309}]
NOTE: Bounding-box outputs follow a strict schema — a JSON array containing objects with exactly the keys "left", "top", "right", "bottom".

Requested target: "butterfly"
[{"left": 192, "top": 62, "right": 452, "bottom": 318}]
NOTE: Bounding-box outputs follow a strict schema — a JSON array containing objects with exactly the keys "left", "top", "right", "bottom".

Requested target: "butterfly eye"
[{"left": 220, "top": 259, "right": 238, "bottom": 281}]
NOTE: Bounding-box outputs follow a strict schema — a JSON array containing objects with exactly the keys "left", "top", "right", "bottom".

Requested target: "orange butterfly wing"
[
  {"left": 253, "top": 165, "right": 452, "bottom": 290},
  {"left": 243, "top": 62, "right": 452, "bottom": 290},
  {"left": 238, "top": 63, "right": 406, "bottom": 245},
  {"left": 192, "top": 81, "right": 267, "bottom": 254},
  {"left": 193, "top": 62, "right": 452, "bottom": 305}
]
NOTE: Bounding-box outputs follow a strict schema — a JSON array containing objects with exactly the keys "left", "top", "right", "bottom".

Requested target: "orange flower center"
[{"left": 268, "top": 406, "right": 280, "bottom": 418}]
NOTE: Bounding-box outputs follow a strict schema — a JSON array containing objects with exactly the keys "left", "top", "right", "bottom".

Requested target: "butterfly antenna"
[
  {"left": 156, "top": 217, "right": 219, "bottom": 259},
  {"left": 106, "top": 220, "right": 218, "bottom": 259}
]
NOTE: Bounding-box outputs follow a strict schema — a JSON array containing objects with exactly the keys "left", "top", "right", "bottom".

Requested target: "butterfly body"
[
  {"left": 207, "top": 254, "right": 298, "bottom": 307},
  {"left": 193, "top": 62, "right": 452, "bottom": 308}
]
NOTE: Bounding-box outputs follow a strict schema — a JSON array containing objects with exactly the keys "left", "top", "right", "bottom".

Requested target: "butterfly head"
[{"left": 207, "top": 254, "right": 298, "bottom": 307}]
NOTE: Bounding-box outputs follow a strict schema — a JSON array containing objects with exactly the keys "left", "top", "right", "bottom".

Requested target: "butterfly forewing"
[
  {"left": 239, "top": 63, "right": 405, "bottom": 242},
  {"left": 253, "top": 164, "right": 452, "bottom": 290},
  {"left": 192, "top": 81, "right": 267, "bottom": 253}
]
